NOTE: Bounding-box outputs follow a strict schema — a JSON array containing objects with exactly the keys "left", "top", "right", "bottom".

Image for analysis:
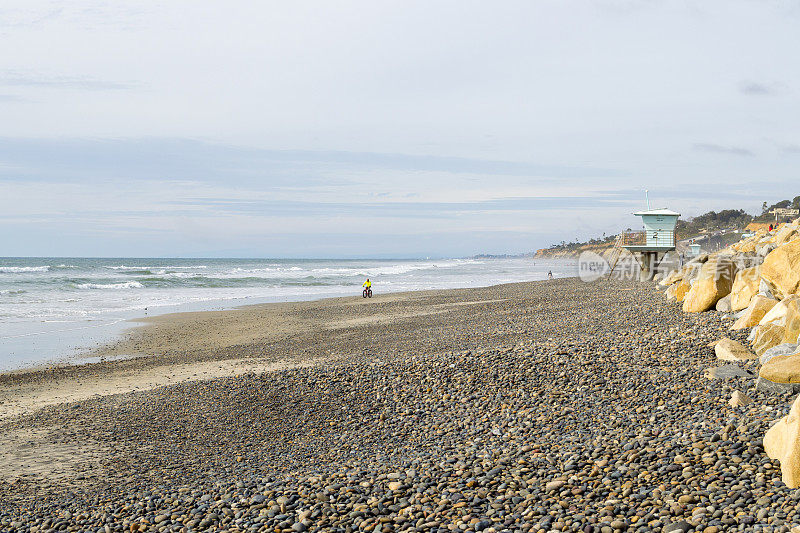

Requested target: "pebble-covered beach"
[{"left": 1, "top": 278, "right": 797, "bottom": 532}]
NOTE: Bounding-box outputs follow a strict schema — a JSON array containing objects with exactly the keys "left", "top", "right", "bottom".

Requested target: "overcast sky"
[{"left": 1, "top": 1, "right": 799, "bottom": 257}]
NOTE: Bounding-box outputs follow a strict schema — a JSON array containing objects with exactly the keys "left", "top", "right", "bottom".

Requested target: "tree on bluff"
[{"left": 675, "top": 209, "right": 752, "bottom": 238}]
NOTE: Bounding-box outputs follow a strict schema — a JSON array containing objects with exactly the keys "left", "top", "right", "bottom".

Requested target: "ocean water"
[{"left": 0, "top": 257, "right": 575, "bottom": 370}]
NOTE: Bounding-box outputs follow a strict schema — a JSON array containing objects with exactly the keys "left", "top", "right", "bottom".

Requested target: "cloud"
[
  {"left": 0, "top": 4, "right": 149, "bottom": 30},
  {"left": 780, "top": 144, "right": 800, "bottom": 154},
  {"left": 0, "top": 70, "right": 139, "bottom": 91},
  {"left": 0, "top": 137, "right": 624, "bottom": 184},
  {"left": 738, "top": 80, "right": 786, "bottom": 96},
  {"left": 1, "top": 2, "right": 800, "bottom": 256},
  {"left": 739, "top": 81, "right": 774, "bottom": 95},
  {"left": 692, "top": 143, "right": 754, "bottom": 156},
  {"left": 0, "top": 137, "right": 639, "bottom": 256},
  {"left": 592, "top": 0, "right": 661, "bottom": 15},
  {"left": 0, "top": 6, "right": 64, "bottom": 28},
  {"left": 167, "top": 195, "right": 632, "bottom": 219}
]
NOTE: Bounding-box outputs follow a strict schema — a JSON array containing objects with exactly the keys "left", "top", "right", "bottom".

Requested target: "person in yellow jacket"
[{"left": 362, "top": 278, "right": 372, "bottom": 290}]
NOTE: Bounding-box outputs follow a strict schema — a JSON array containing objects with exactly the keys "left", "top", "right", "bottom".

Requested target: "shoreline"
[
  {"left": 0, "top": 280, "right": 543, "bottom": 421},
  {"left": 0, "top": 256, "right": 575, "bottom": 373},
  {"left": 0, "top": 280, "right": 538, "bottom": 377}
]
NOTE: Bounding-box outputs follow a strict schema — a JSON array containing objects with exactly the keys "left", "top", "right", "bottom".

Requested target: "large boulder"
[
  {"left": 731, "top": 295, "right": 778, "bottom": 330},
  {"left": 739, "top": 239, "right": 757, "bottom": 254},
  {"left": 752, "top": 323, "right": 787, "bottom": 356},
  {"left": 714, "top": 337, "right": 757, "bottom": 361},
  {"left": 675, "top": 279, "right": 692, "bottom": 303},
  {"left": 760, "top": 279, "right": 777, "bottom": 299},
  {"left": 683, "top": 261, "right": 705, "bottom": 282},
  {"left": 682, "top": 256, "right": 738, "bottom": 313},
  {"left": 761, "top": 238, "right": 800, "bottom": 299},
  {"left": 715, "top": 294, "right": 732, "bottom": 312},
  {"left": 775, "top": 225, "right": 799, "bottom": 246},
  {"left": 665, "top": 283, "right": 678, "bottom": 301},
  {"left": 759, "top": 351, "right": 800, "bottom": 384},
  {"left": 761, "top": 343, "right": 800, "bottom": 365},
  {"left": 765, "top": 394, "right": 800, "bottom": 488},
  {"left": 785, "top": 303, "right": 800, "bottom": 344},
  {"left": 730, "top": 266, "right": 761, "bottom": 312},
  {"left": 757, "top": 243, "right": 777, "bottom": 258},
  {"left": 660, "top": 268, "right": 684, "bottom": 287},
  {"left": 756, "top": 377, "right": 800, "bottom": 394},
  {"left": 759, "top": 295, "right": 800, "bottom": 327}
]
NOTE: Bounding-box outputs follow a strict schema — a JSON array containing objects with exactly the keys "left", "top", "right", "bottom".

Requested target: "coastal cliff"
[{"left": 535, "top": 242, "right": 613, "bottom": 259}]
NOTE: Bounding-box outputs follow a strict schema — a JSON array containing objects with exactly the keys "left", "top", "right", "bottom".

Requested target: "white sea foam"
[
  {"left": 213, "top": 267, "right": 309, "bottom": 279},
  {"left": 73, "top": 281, "right": 144, "bottom": 290},
  {"left": 106, "top": 264, "right": 208, "bottom": 270},
  {"left": 311, "top": 260, "right": 476, "bottom": 277},
  {"left": 0, "top": 266, "right": 50, "bottom": 273}
]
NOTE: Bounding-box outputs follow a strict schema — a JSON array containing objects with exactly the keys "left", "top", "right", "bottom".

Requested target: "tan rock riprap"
[
  {"left": 675, "top": 279, "right": 692, "bottom": 303},
  {"left": 658, "top": 216, "right": 800, "bottom": 477},
  {"left": 774, "top": 225, "right": 799, "bottom": 246},
  {"left": 659, "top": 268, "right": 684, "bottom": 287},
  {"left": 665, "top": 283, "right": 678, "bottom": 301},
  {"left": 683, "top": 256, "right": 738, "bottom": 313},
  {"left": 759, "top": 350, "right": 800, "bottom": 384},
  {"left": 730, "top": 266, "right": 761, "bottom": 312},
  {"left": 759, "top": 295, "right": 800, "bottom": 327},
  {"left": 738, "top": 239, "right": 757, "bottom": 254},
  {"left": 752, "top": 323, "right": 787, "bottom": 356},
  {"left": 765, "top": 394, "right": 800, "bottom": 488},
  {"left": 785, "top": 304, "right": 800, "bottom": 344},
  {"left": 761, "top": 238, "right": 800, "bottom": 299},
  {"left": 731, "top": 295, "right": 778, "bottom": 330}
]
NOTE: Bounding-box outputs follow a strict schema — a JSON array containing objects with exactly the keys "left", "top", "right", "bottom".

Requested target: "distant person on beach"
[
  {"left": 362, "top": 278, "right": 372, "bottom": 290},
  {"left": 548, "top": 270, "right": 553, "bottom": 280},
  {"left": 769, "top": 224, "right": 774, "bottom": 232}
]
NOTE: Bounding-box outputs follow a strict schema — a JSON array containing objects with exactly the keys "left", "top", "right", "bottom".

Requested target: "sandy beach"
[{"left": 0, "top": 278, "right": 794, "bottom": 532}]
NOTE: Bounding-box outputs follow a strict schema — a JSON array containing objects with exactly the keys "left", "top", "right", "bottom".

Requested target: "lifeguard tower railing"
[{"left": 621, "top": 230, "right": 676, "bottom": 250}]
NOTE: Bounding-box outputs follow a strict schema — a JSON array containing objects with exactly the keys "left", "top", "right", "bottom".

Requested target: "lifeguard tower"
[
  {"left": 688, "top": 243, "right": 702, "bottom": 257},
  {"left": 621, "top": 208, "right": 680, "bottom": 281}
]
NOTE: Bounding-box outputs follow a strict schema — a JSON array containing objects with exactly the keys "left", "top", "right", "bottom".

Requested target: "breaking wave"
[
  {"left": 0, "top": 266, "right": 50, "bottom": 273},
  {"left": 72, "top": 281, "right": 145, "bottom": 290}
]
